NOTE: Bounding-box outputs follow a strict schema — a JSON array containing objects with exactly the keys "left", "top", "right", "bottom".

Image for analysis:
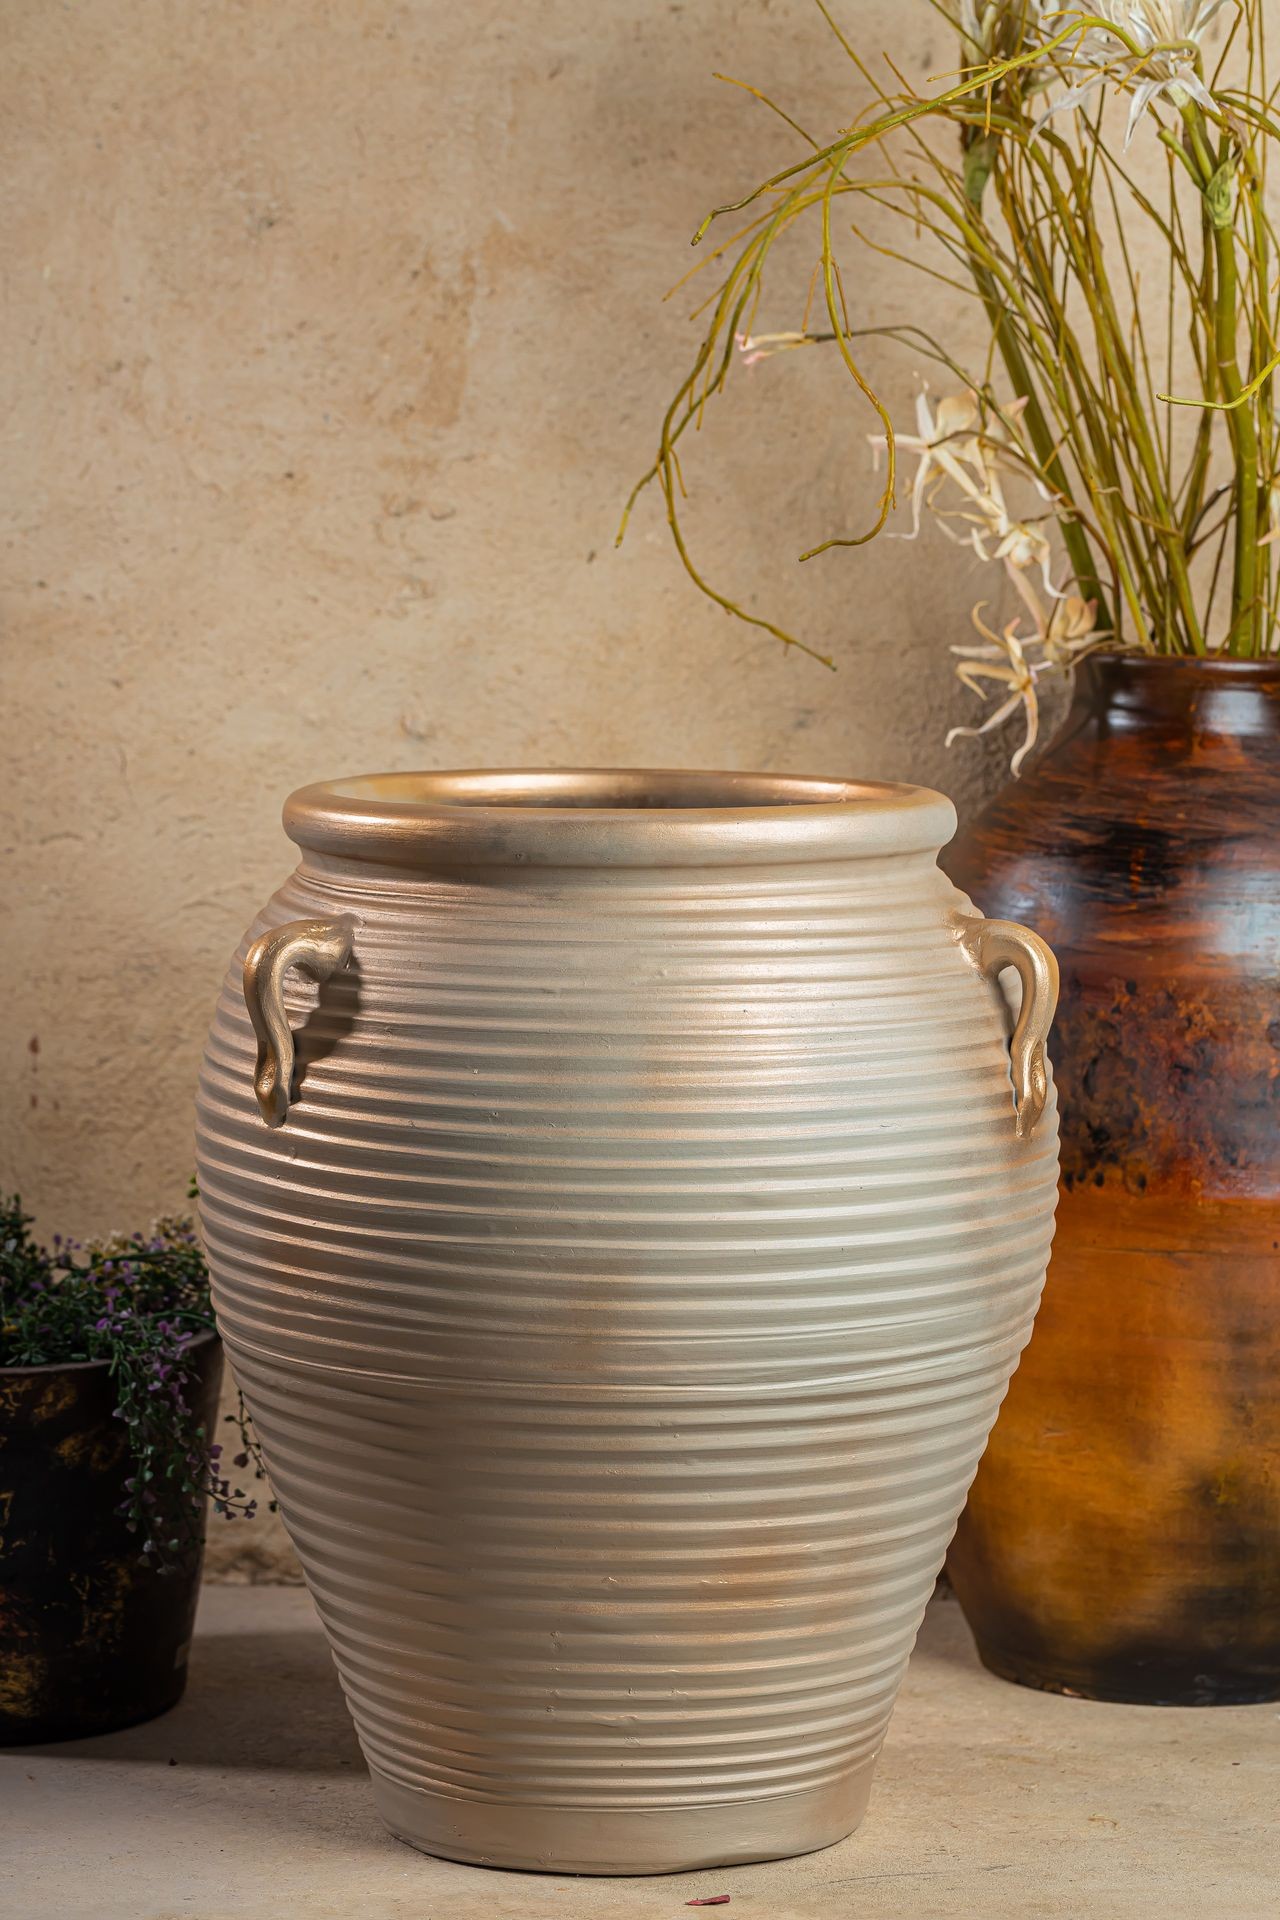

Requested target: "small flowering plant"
[
  {"left": 0, "top": 1194, "right": 270, "bottom": 1572},
  {"left": 622, "top": 0, "right": 1280, "bottom": 770}
]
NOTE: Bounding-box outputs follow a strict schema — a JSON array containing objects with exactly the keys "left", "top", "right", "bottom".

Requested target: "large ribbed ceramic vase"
[{"left": 195, "top": 770, "right": 1060, "bottom": 1875}]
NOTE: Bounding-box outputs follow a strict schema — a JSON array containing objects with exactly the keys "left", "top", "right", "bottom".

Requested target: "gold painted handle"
[
  {"left": 955, "top": 915, "right": 1060, "bottom": 1140},
  {"left": 243, "top": 916, "right": 355, "bottom": 1128}
]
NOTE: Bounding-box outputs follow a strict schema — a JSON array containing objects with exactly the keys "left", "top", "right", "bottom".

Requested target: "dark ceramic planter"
[
  {"left": 945, "top": 656, "right": 1280, "bottom": 1705},
  {"left": 0, "top": 1329, "right": 223, "bottom": 1743}
]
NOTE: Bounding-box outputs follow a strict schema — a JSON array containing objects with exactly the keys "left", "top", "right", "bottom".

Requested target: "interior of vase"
[{"left": 321, "top": 769, "right": 911, "bottom": 812}]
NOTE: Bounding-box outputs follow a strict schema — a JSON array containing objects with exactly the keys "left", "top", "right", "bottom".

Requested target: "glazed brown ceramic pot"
[{"left": 945, "top": 656, "right": 1280, "bottom": 1705}]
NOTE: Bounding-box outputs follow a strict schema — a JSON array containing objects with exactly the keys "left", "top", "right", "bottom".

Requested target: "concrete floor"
[{"left": 6, "top": 1588, "right": 1275, "bottom": 1920}]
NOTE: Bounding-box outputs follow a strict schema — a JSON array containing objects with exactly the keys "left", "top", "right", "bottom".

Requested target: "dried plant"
[{"left": 620, "top": 2, "right": 1280, "bottom": 768}]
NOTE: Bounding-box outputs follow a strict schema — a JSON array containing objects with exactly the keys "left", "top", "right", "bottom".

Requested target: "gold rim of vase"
[{"left": 282, "top": 767, "right": 957, "bottom": 869}]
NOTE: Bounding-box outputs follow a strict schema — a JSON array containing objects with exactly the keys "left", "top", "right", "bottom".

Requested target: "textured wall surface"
[{"left": 5, "top": 1, "right": 1053, "bottom": 1576}]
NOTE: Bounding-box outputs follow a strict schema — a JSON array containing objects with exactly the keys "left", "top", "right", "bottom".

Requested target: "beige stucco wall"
[{"left": 5, "top": 1, "right": 1050, "bottom": 1575}]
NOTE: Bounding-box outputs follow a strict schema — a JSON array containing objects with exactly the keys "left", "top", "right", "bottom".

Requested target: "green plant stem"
[
  {"left": 989, "top": 154, "right": 1159, "bottom": 638},
  {"left": 630, "top": 12, "right": 1280, "bottom": 697},
  {"left": 1031, "top": 132, "right": 1205, "bottom": 654},
  {"left": 960, "top": 181, "right": 1109, "bottom": 628},
  {"left": 1186, "top": 107, "right": 1260, "bottom": 655},
  {"left": 1244, "top": 142, "right": 1275, "bottom": 639},
  {"left": 1218, "top": 216, "right": 1262, "bottom": 654}
]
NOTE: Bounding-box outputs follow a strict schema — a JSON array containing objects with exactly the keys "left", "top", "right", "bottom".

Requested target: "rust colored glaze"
[
  {"left": 945, "top": 657, "right": 1280, "bottom": 1706},
  {"left": 0, "top": 1334, "right": 222, "bottom": 1743}
]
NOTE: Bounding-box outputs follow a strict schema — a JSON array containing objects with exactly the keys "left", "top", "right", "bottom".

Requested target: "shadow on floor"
[
  {"left": 18, "top": 1628, "right": 363, "bottom": 1773},
  {"left": 15, "top": 1598, "right": 985, "bottom": 1780},
  {"left": 904, "top": 1590, "right": 986, "bottom": 1675}
]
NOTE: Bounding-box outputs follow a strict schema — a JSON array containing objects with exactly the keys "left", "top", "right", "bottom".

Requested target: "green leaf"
[
  {"left": 963, "top": 131, "right": 1000, "bottom": 206},
  {"left": 1205, "top": 159, "right": 1238, "bottom": 230}
]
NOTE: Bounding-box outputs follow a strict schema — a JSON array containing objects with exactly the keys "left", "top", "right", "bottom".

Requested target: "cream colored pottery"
[{"left": 195, "top": 769, "right": 1060, "bottom": 1875}]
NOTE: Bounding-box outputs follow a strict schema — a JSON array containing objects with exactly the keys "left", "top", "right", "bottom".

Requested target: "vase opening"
[
  {"left": 283, "top": 769, "right": 959, "bottom": 868},
  {"left": 317, "top": 767, "right": 928, "bottom": 809}
]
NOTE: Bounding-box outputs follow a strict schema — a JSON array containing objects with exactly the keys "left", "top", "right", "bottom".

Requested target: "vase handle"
[
  {"left": 243, "top": 917, "right": 356, "bottom": 1128},
  {"left": 954, "top": 915, "right": 1059, "bottom": 1140}
]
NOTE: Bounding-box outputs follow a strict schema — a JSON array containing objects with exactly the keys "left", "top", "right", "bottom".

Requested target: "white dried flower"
[
  {"left": 947, "top": 0, "right": 1053, "bottom": 62},
  {"left": 734, "top": 330, "right": 819, "bottom": 368},
  {"left": 949, "top": 573, "right": 1109, "bottom": 772},
  {"left": 968, "top": 502, "right": 1060, "bottom": 596},
  {"left": 947, "top": 610, "right": 1042, "bottom": 775},
  {"left": 1035, "top": 0, "right": 1229, "bottom": 146},
  {"left": 868, "top": 387, "right": 996, "bottom": 538}
]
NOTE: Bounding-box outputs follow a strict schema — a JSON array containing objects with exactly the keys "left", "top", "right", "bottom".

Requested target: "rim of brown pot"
[
  {"left": 1079, "top": 653, "right": 1280, "bottom": 684},
  {"left": 283, "top": 769, "right": 959, "bottom": 869},
  {"left": 0, "top": 1326, "right": 219, "bottom": 1379},
  {"left": 1072, "top": 651, "right": 1280, "bottom": 725}
]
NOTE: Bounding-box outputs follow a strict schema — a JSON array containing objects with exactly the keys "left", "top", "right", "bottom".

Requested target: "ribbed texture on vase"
[
  {"left": 196, "top": 847, "right": 1058, "bottom": 1867},
  {"left": 229, "top": 1352, "right": 1025, "bottom": 1810}
]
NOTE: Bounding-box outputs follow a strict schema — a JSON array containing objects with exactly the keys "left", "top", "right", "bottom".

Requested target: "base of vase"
[
  {"left": 369, "top": 1760, "right": 877, "bottom": 1876},
  {"left": 973, "top": 1642, "right": 1280, "bottom": 1708}
]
